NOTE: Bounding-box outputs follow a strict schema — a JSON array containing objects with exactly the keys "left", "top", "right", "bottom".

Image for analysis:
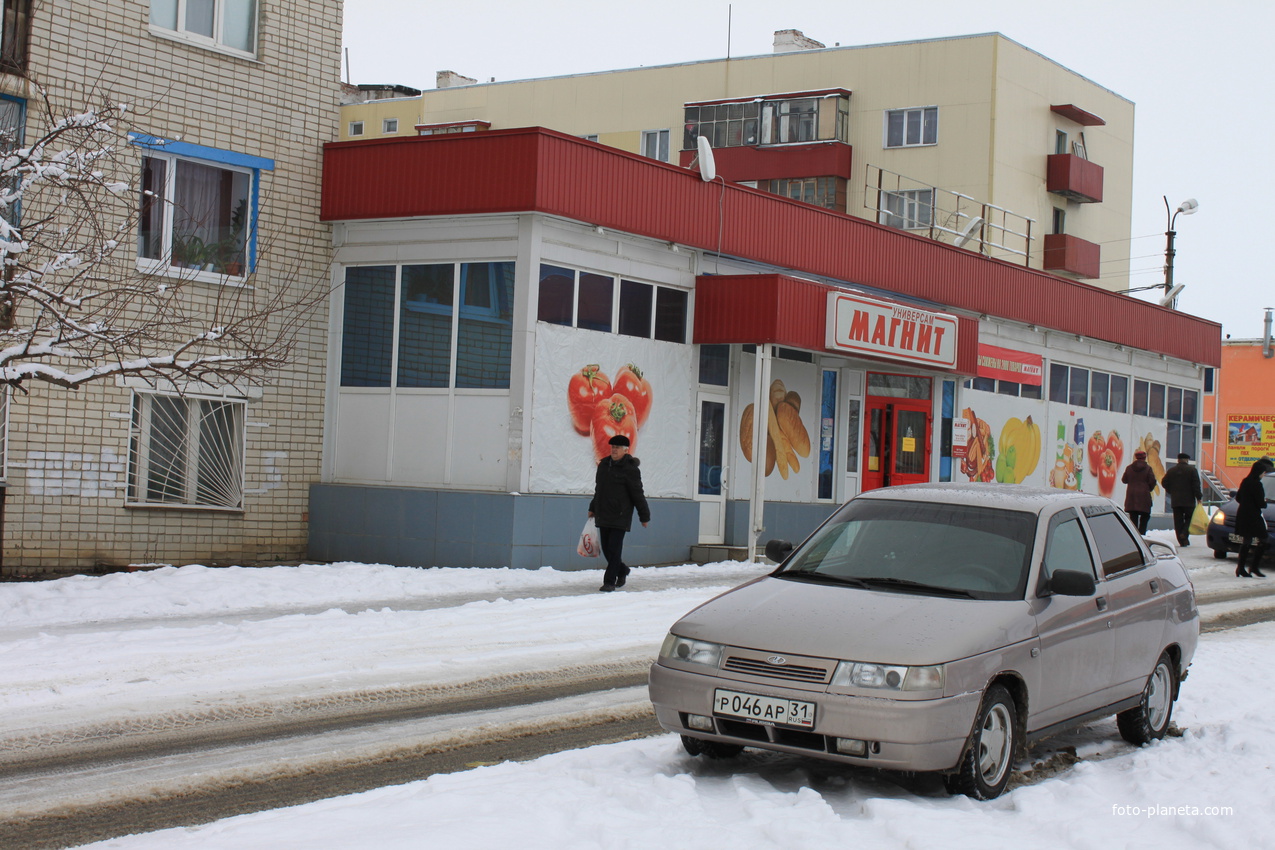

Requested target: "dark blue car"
[{"left": 1206, "top": 472, "right": 1275, "bottom": 559}]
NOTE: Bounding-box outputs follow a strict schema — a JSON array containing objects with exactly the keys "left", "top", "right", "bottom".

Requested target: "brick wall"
[{"left": 0, "top": 1, "right": 343, "bottom": 572}]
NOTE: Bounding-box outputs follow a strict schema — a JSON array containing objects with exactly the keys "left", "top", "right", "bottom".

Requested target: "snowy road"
[{"left": 0, "top": 542, "right": 1272, "bottom": 848}]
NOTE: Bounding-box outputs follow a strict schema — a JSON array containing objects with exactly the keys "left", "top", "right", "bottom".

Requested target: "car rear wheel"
[
  {"left": 944, "top": 684, "right": 1018, "bottom": 800},
  {"left": 680, "top": 734, "right": 743, "bottom": 759},
  {"left": 1117, "top": 651, "right": 1177, "bottom": 745}
]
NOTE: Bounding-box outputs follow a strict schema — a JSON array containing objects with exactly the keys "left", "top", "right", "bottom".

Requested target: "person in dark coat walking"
[
  {"left": 589, "top": 434, "right": 650, "bottom": 592},
  {"left": 1234, "top": 457, "right": 1274, "bottom": 578},
  {"left": 1161, "top": 452, "right": 1203, "bottom": 547},
  {"left": 1122, "top": 449, "right": 1158, "bottom": 534}
]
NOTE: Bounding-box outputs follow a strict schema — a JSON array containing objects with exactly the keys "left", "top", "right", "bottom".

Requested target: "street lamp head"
[{"left": 1176, "top": 198, "right": 1199, "bottom": 215}]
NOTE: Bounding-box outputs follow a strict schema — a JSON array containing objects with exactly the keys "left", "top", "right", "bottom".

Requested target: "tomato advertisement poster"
[{"left": 529, "top": 323, "right": 693, "bottom": 498}]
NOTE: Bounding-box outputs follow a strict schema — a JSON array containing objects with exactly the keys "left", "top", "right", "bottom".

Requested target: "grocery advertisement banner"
[
  {"left": 734, "top": 355, "right": 818, "bottom": 503},
  {"left": 1226, "top": 415, "right": 1275, "bottom": 466},
  {"left": 529, "top": 324, "right": 694, "bottom": 498}
]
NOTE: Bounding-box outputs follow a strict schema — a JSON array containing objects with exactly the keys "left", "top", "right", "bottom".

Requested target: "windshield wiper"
[
  {"left": 855, "top": 576, "right": 979, "bottom": 599},
  {"left": 775, "top": 571, "right": 870, "bottom": 589}
]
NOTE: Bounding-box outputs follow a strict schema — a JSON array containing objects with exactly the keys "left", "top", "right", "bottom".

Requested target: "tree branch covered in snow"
[{"left": 0, "top": 90, "right": 326, "bottom": 392}]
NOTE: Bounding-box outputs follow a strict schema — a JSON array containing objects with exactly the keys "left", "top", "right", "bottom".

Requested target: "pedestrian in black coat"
[
  {"left": 589, "top": 434, "right": 650, "bottom": 592},
  {"left": 1122, "top": 450, "right": 1157, "bottom": 534},
  {"left": 1161, "top": 453, "right": 1202, "bottom": 546},
  {"left": 1234, "top": 458, "right": 1273, "bottom": 578}
]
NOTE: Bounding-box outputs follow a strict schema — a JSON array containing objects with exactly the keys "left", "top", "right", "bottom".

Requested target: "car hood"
[{"left": 672, "top": 575, "right": 1035, "bottom": 666}]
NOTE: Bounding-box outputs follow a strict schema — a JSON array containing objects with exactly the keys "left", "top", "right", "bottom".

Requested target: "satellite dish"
[
  {"left": 952, "top": 216, "right": 984, "bottom": 248},
  {"left": 1159, "top": 284, "right": 1185, "bottom": 307},
  {"left": 696, "top": 136, "right": 716, "bottom": 182}
]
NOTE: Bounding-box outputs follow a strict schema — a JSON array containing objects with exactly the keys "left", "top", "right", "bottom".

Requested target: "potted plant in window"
[{"left": 216, "top": 199, "right": 248, "bottom": 276}]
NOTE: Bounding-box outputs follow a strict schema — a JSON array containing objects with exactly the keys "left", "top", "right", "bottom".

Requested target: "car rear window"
[
  {"left": 779, "top": 499, "right": 1036, "bottom": 600},
  {"left": 1085, "top": 511, "right": 1144, "bottom": 576}
]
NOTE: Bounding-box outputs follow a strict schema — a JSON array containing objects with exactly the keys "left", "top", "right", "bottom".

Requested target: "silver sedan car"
[{"left": 648, "top": 484, "right": 1199, "bottom": 799}]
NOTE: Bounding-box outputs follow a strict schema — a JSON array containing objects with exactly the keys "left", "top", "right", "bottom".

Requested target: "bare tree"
[{"left": 0, "top": 89, "right": 325, "bottom": 393}]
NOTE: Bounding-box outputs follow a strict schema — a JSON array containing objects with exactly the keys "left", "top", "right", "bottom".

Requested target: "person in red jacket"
[
  {"left": 1121, "top": 449, "right": 1157, "bottom": 534},
  {"left": 588, "top": 434, "right": 651, "bottom": 592}
]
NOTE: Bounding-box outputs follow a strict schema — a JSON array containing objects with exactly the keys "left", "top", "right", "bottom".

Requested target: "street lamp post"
[{"left": 1163, "top": 196, "right": 1199, "bottom": 307}]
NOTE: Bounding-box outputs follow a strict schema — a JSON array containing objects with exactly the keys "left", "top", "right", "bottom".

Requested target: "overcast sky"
[{"left": 342, "top": 0, "right": 1274, "bottom": 342}]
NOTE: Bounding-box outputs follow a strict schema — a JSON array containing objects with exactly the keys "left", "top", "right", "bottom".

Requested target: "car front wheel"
[
  {"left": 945, "top": 684, "right": 1019, "bottom": 800},
  {"left": 1117, "top": 651, "right": 1177, "bottom": 745},
  {"left": 680, "top": 734, "right": 743, "bottom": 759},
  {"left": 1212, "top": 547, "right": 1228, "bottom": 560}
]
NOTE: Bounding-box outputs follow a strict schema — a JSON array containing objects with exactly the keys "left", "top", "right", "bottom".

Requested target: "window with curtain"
[
  {"left": 150, "top": 0, "right": 257, "bottom": 54},
  {"left": 138, "top": 152, "right": 252, "bottom": 278}
]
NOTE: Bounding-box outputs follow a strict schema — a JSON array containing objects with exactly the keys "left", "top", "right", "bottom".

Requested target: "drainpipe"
[{"left": 1264, "top": 307, "right": 1273, "bottom": 358}]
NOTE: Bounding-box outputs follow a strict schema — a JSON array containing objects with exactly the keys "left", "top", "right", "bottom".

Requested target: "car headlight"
[
  {"left": 659, "top": 634, "right": 724, "bottom": 668},
  {"left": 831, "top": 661, "right": 945, "bottom": 691},
  {"left": 1210, "top": 510, "right": 1226, "bottom": 526}
]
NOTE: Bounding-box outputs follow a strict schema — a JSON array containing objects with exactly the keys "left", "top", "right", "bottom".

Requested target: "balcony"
[
  {"left": 1042, "top": 233, "right": 1100, "bottom": 279},
  {"left": 677, "top": 141, "right": 853, "bottom": 184},
  {"left": 1047, "top": 153, "right": 1104, "bottom": 204}
]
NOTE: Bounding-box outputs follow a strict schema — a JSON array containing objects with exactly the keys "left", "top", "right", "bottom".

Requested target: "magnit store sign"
[{"left": 825, "top": 291, "right": 959, "bottom": 369}]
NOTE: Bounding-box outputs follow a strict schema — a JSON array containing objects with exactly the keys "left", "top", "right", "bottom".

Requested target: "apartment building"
[
  {"left": 0, "top": 1, "right": 342, "bottom": 573},
  {"left": 339, "top": 31, "right": 1133, "bottom": 289}
]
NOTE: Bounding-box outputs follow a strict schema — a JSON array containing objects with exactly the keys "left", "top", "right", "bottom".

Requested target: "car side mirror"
[
  {"left": 1046, "top": 569, "right": 1096, "bottom": 597},
  {"left": 764, "top": 539, "right": 794, "bottom": 564}
]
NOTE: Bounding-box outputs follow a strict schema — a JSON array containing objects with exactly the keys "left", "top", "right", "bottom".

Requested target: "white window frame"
[
  {"left": 879, "top": 188, "right": 934, "bottom": 229},
  {"left": 383, "top": 118, "right": 398, "bottom": 134},
  {"left": 884, "top": 106, "right": 938, "bottom": 148},
  {"left": 135, "top": 147, "right": 257, "bottom": 283},
  {"left": 127, "top": 390, "right": 246, "bottom": 510},
  {"left": 349, "top": 121, "right": 365, "bottom": 137},
  {"left": 149, "top": 0, "right": 257, "bottom": 57},
  {"left": 641, "top": 129, "right": 670, "bottom": 162}
]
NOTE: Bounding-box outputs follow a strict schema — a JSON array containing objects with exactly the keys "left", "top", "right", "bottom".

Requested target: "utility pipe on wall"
[{"left": 1264, "top": 307, "right": 1273, "bottom": 358}]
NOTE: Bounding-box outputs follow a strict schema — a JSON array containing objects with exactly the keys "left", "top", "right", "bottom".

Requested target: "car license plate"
[
  {"left": 1229, "top": 533, "right": 1244, "bottom": 544},
  {"left": 713, "top": 688, "right": 815, "bottom": 728}
]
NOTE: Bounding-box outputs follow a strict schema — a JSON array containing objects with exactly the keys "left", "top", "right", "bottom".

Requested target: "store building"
[
  {"left": 312, "top": 128, "right": 1219, "bottom": 569},
  {"left": 1201, "top": 313, "right": 1275, "bottom": 491}
]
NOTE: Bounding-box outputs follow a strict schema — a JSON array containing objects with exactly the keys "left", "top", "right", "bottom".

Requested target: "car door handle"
[
  {"left": 1149, "top": 579, "right": 1161, "bottom": 593},
  {"left": 1095, "top": 597, "right": 1108, "bottom": 612}
]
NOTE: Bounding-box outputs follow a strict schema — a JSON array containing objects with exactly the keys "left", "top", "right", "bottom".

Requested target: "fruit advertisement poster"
[
  {"left": 529, "top": 323, "right": 693, "bottom": 498},
  {"left": 734, "top": 356, "right": 818, "bottom": 503},
  {"left": 1226, "top": 415, "right": 1275, "bottom": 467},
  {"left": 954, "top": 393, "right": 1169, "bottom": 504}
]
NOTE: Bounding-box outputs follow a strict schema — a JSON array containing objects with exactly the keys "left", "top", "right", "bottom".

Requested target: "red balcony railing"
[
  {"left": 1047, "top": 153, "right": 1104, "bottom": 204},
  {"left": 1042, "top": 233, "right": 1100, "bottom": 279}
]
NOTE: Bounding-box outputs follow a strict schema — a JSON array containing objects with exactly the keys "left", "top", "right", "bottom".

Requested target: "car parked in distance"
[
  {"left": 648, "top": 484, "right": 1200, "bottom": 800},
  {"left": 1206, "top": 472, "right": 1275, "bottom": 559}
]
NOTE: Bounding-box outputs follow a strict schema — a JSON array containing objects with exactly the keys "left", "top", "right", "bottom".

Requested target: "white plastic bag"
[{"left": 577, "top": 518, "right": 601, "bottom": 558}]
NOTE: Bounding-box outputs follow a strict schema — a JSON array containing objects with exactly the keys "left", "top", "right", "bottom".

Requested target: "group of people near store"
[{"left": 1123, "top": 451, "right": 1272, "bottom": 578}]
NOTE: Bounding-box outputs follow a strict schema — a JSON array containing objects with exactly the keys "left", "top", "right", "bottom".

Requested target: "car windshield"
[
  {"left": 776, "top": 498, "right": 1037, "bottom": 600},
  {"left": 1264, "top": 475, "right": 1275, "bottom": 502}
]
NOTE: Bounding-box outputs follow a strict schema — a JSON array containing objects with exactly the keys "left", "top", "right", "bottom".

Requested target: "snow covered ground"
[{"left": 0, "top": 537, "right": 1269, "bottom": 849}]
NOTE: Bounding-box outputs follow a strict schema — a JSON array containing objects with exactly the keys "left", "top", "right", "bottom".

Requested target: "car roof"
[{"left": 853, "top": 482, "right": 1114, "bottom": 515}]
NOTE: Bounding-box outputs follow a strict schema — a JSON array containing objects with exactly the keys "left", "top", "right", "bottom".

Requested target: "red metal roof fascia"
[
  {"left": 686, "top": 88, "right": 852, "bottom": 107},
  {"left": 694, "top": 274, "right": 980, "bottom": 375},
  {"left": 1051, "top": 104, "right": 1107, "bottom": 126},
  {"left": 320, "top": 128, "right": 1220, "bottom": 367},
  {"left": 675, "top": 142, "right": 853, "bottom": 182}
]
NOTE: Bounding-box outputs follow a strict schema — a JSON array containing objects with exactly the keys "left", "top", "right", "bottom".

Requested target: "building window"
[
  {"left": 1109, "top": 375, "right": 1128, "bottom": 413},
  {"left": 1202, "top": 422, "right": 1213, "bottom": 442},
  {"left": 349, "top": 121, "right": 364, "bottom": 137},
  {"left": 683, "top": 93, "right": 849, "bottom": 151},
  {"left": 1203, "top": 367, "right": 1215, "bottom": 393},
  {"left": 879, "top": 188, "right": 933, "bottom": 229},
  {"left": 150, "top": 0, "right": 257, "bottom": 54},
  {"left": 1055, "top": 130, "right": 1068, "bottom": 155},
  {"left": 0, "top": 0, "right": 31, "bottom": 73},
  {"left": 698, "top": 345, "right": 729, "bottom": 386},
  {"left": 340, "top": 261, "right": 516, "bottom": 390},
  {"left": 767, "top": 176, "right": 844, "bottom": 211},
  {"left": 641, "top": 129, "right": 670, "bottom": 162},
  {"left": 536, "top": 263, "right": 687, "bottom": 342},
  {"left": 383, "top": 118, "right": 398, "bottom": 134},
  {"left": 128, "top": 392, "right": 245, "bottom": 509},
  {"left": 885, "top": 106, "right": 938, "bottom": 148},
  {"left": 0, "top": 93, "right": 25, "bottom": 228},
  {"left": 580, "top": 134, "right": 599, "bottom": 142},
  {"left": 1165, "top": 387, "right": 1199, "bottom": 460},
  {"left": 137, "top": 147, "right": 255, "bottom": 278},
  {"left": 1053, "top": 207, "right": 1066, "bottom": 235}
]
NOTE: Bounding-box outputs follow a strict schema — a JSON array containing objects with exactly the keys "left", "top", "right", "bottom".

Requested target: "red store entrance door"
[{"left": 862, "top": 374, "right": 933, "bottom": 492}]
